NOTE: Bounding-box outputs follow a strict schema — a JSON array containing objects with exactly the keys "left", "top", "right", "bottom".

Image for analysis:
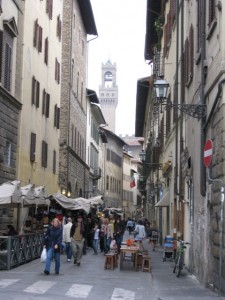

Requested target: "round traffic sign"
[{"left": 204, "top": 139, "right": 213, "bottom": 167}]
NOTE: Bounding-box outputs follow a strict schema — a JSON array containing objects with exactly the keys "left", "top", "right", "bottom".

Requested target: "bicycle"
[{"left": 173, "top": 239, "right": 191, "bottom": 277}]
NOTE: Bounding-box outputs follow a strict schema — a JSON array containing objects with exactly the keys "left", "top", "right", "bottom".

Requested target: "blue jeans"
[
  {"left": 104, "top": 236, "right": 111, "bottom": 253},
  {"left": 45, "top": 247, "right": 60, "bottom": 273},
  {"left": 92, "top": 239, "right": 99, "bottom": 254},
  {"left": 65, "top": 242, "right": 72, "bottom": 259},
  {"left": 115, "top": 234, "right": 123, "bottom": 252}
]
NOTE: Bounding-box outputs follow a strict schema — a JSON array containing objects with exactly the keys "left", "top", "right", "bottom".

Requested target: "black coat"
[{"left": 44, "top": 226, "right": 62, "bottom": 251}]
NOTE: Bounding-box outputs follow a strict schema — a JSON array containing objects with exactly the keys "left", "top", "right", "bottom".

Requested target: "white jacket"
[
  {"left": 135, "top": 224, "right": 146, "bottom": 240},
  {"left": 63, "top": 221, "right": 72, "bottom": 243}
]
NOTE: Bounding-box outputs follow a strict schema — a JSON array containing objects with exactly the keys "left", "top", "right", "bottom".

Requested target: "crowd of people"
[{"left": 42, "top": 211, "right": 159, "bottom": 275}]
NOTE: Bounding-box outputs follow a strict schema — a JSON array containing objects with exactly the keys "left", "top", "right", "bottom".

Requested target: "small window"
[
  {"left": 41, "top": 141, "right": 48, "bottom": 168},
  {"left": 53, "top": 150, "right": 56, "bottom": 174},
  {"left": 30, "top": 132, "right": 36, "bottom": 162},
  {"left": 56, "top": 15, "right": 61, "bottom": 41},
  {"left": 4, "top": 142, "right": 11, "bottom": 166},
  {"left": 44, "top": 37, "right": 48, "bottom": 65},
  {"left": 33, "top": 19, "right": 42, "bottom": 52},
  {"left": 54, "top": 104, "right": 60, "bottom": 129},
  {"left": 55, "top": 58, "right": 60, "bottom": 84},
  {"left": 46, "top": 0, "right": 53, "bottom": 20},
  {"left": 42, "top": 89, "right": 50, "bottom": 118},
  {"left": 4, "top": 43, "right": 12, "bottom": 91},
  {"left": 31, "top": 76, "right": 40, "bottom": 108}
]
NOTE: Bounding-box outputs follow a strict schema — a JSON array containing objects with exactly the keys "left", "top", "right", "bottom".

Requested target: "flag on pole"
[{"left": 130, "top": 170, "right": 136, "bottom": 188}]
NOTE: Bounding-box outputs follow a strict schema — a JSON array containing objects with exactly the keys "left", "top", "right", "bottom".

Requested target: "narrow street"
[{"left": 0, "top": 232, "right": 224, "bottom": 300}]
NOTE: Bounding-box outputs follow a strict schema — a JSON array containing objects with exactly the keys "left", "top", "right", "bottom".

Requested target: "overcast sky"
[{"left": 88, "top": 0, "right": 151, "bottom": 136}]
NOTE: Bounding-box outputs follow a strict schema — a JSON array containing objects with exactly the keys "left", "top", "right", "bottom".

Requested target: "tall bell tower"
[{"left": 99, "top": 60, "right": 118, "bottom": 133}]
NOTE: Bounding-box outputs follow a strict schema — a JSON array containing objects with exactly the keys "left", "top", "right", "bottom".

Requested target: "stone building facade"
[
  {"left": 135, "top": 0, "right": 225, "bottom": 294},
  {"left": 59, "top": 0, "right": 97, "bottom": 198},
  {"left": 0, "top": 0, "right": 23, "bottom": 228}
]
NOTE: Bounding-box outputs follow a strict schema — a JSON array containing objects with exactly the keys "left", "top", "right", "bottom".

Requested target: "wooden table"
[{"left": 120, "top": 246, "right": 139, "bottom": 271}]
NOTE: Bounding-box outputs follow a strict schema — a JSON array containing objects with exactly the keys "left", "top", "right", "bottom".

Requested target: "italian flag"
[{"left": 130, "top": 170, "right": 136, "bottom": 188}]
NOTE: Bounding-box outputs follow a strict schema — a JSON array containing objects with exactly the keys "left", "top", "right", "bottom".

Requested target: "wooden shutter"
[
  {"left": 46, "top": 93, "right": 50, "bottom": 118},
  {"left": 209, "top": 0, "right": 215, "bottom": 26},
  {"left": 4, "top": 43, "right": 12, "bottom": 91},
  {"left": 30, "top": 133, "right": 36, "bottom": 162},
  {"left": 53, "top": 150, "right": 56, "bottom": 174},
  {"left": 36, "top": 81, "right": 40, "bottom": 108},
  {"left": 38, "top": 26, "right": 42, "bottom": 52},
  {"left": 54, "top": 104, "right": 57, "bottom": 127},
  {"left": 33, "top": 19, "right": 38, "bottom": 47},
  {"left": 189, "top": 25, "right": 194, "bottom": 82},
  {"left": 57, "top": 107, "right": 60, "bottom": 129},
  {"left": 42, "top": 89, "right": 46, "bottom": 115},
  {"left": 197, "top": 0, "right": 201, "bottom": 52},
  {"left": 0, "top": 30, "right": 3, "bottom": 82},
  {"left": 42, "top": 141, "right": 48, "bottom": 168},
  {"left": 44, "top": 37, "right": 48, "bottom": 64},
  {"left": 32, "top": 76, "right": 36, "bottom": 105}
]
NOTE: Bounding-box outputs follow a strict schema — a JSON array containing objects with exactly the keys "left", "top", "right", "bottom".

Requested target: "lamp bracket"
[{"left": 165, "top": 102, "right": 207, "bottom": 119}]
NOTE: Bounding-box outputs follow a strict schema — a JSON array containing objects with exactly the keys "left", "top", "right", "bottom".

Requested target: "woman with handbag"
[{"left": 43, "top": 218, "right": 62, "bottom": 275}]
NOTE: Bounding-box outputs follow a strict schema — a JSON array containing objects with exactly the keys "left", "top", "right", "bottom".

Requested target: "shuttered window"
[
  {"left": 57, "top": 15, "right": 61, "bottom": 41},
  {"left": 55, "top": 58, "right": 60, "bottom": 84},
  {"left": 209, "top": 0, "right": 215, "bottom": 26},
  {"left": 53, "top": 150, "right": 56, "bottom": 174},
  {"left": 31, "top": 76, "right": 40, "bottom": 108},
  {"left": 30, "top": 133, "right": 36, "bottom": 162},
  {"left": 0, "top": 0, "right": 2, "bottom": 14},
  {"left": 197, "top": 0, "right": 201, "bottom": 52},
  {"left": 44, "top": 37, "right": 48, "bottom": 64},
  {"left": 0, "top": 30, "right": 3, "bottom": 82},
  {"left": 46, "top": 0, "right": 53, "bottom": 20},
  {"left": 33, "top": 19, "right": 42, "bottom": 52},
  {"left": 54, "top": 104, "right": 60, "bottom": 129},
  {"left": 41, "top": 141, "right": 48, "bottom": 168},
  {"left": 184, "top": 25, "right": 194, "bottom": 86},
  {"left": 4, "top": 43, "right": 12, "bottom": 91},
  {"left": 42, "top": 89, "right": 50, "bottom": 117}
]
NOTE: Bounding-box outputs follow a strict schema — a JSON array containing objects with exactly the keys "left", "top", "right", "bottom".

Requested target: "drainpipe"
[
  {"left": 179, "top": 0, "right": 184, "bottom": 237},
  {"left": 200, "top": 0, "right": 206, "bottom": 197}
]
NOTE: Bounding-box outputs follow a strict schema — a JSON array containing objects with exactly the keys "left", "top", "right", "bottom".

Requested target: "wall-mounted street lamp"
[
  {"left": 154, "top": 76, "right": 207, "bottom": 119},
  {"left": 139, "top": 150, "right": 162, "bottom": 169},
  {"left": 61, "top": 182, "right": 71, "bottom": 198}
]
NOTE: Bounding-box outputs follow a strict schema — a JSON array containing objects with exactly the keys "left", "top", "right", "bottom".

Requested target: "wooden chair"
[
  {"left": 142, "top": 255, "right": 151, "bottom": 272},
  {"left": 104, "top": 253, "right": 114, "bottom": 270}
]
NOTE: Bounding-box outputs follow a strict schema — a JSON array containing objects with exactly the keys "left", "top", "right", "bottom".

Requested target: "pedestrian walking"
[
  {"left": 92, "top": 223, "right": 100, "bottom": 254},
  {"left": 62, "top": 217, "right": 73, "bottom": 262},
  {"left": 134, "top": 220, "right": 146, "bottom": 251},
  {"left": 70, "top": 214, "right": 85, "bottom": 266},
  {"left": 126, "top": 218, "right": 134, "bottom": 234},
  {"left": 103, "top": 217, "right": 113, "bottom": 254},
  {"left": 114, "top": 218, "right": 125, "bottom": 254},
  {"left": 43, "top": 218, "right": 62, "bottom": 275},
  {"left": 149, "top": 221, "right": 159, "bottom": 251}
]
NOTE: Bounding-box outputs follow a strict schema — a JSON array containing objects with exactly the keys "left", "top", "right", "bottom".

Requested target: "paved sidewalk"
[{"left": 126, "top": 230, "right": 225, "bottom": 300}]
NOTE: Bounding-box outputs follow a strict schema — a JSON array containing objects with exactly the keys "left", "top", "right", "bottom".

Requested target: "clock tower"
[{"left": 99, "top": 60, "right": 118, "bottom": 133}]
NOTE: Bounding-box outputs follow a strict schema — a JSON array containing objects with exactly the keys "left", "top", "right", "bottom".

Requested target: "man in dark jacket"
[
  {"left": 43, "top": 218, "right": 62, "bottom": 275},
  {"left": 70, "top": 214, "right": 85, "bottom": 266}
]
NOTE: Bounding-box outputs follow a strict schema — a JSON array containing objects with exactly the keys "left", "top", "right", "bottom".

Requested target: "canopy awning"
[
  {"left": 86, "top": 195, "right": 103, "bottom": 205},
  {"left": 0, "top": 181, "right": 22, "bottom": 206},
  {"left": 52, "top": 193, "right": 90, "bottom": 213},
  {"left": 155, "top": 191, "right": 170, "bottom": 207}
]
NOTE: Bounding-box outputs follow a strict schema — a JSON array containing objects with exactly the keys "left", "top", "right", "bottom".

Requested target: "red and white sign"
[{"left": 204, "top": 139, "right": 213, "bottom": 167}]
